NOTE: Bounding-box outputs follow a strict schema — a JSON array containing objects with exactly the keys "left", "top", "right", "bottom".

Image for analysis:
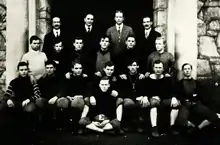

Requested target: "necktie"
[
  {"left": 56, "top": 31, "right": 59, "bottom": 37},
  {"left": 118, "top": 26, "right": 121, "bottom": 35},
  {"left": 145, "top": 31, "right": 149, "bottom": 39},
  {"left": 87, "top": 26, "right": 91, "bottom": 32}
]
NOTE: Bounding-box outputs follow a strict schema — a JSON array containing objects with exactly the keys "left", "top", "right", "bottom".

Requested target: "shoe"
[
  {"left": 77, "top": 129, "right": 84, "bottom": 135},
  {"left": 115, "top": 128, "right": 124, "bottom": 135},
  {"left": 170, "top": 125, "right": 179, "bottom": 135},
  {"left": 137, "top": 127, "right": 144, "bottom": 133},
  {"left": 151, "top": 127, "right": 159, "bottom": 137}
]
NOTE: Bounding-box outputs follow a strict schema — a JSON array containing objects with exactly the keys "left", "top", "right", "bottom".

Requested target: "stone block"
[
  {"left": 154, "top": 9, "right": 167, "bottom": 26},
  {"left": 0, "top": 50, "right": 5, "bottom": 60},
  {"left": 0, "top": 33, "right": 6, "bottom": 50},
  {"left": 208, "top": 20, "right": 220, "bottom": 31},
  {"left": 197, "top": 59, "right": 212, "bottom": 77},
  {"left": 199, "top": 36, "right": 219, "bottom": 57},
  {"left": 204, "top": 7, "right": 220, "bottom": 21},
  {"left": 198, "top": 1, "right": 204, "bottom": 13},
  {"left": 153, "top": 0, "right": 167, "bottom": 10},
  {"left": 207, "top": 30, "right": 218, "bottom": 36},
  {"left": 204, "top": 1, "right": 220, "bottom": 7},
  {"left": 0, "top": 60, "right": 5, "bottom": 68},
  {"left": 197, "top": 19, "right": 206, "bottom": 36},
  {"left": 0, "top": 0, "right": 6, "bottom": 5},
  {"left": 198, "top": 10, "right": 204, "bottom": 20}
]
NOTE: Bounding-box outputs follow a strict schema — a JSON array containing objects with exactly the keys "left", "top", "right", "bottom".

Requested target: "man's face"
[
  {"left": 153, "top": 63, "right": 164, "bottom": 75},
  {"left": 100, "top": 38, "right": 110, "bottom": 51},
  {"left": 84, "top": 14, "right": 94, "bottom": 26},
  {"left": 104, "top": 66, "right": 114, "bottom": 77},
  {"left": 155, "top": 39, "right": 165, "bottom": 52},
  {"left": 52, "top": 17, "right": 61, "bottom": 30},
  {"left": 128, "top": 62, "right": 139, "bottom": 74},
  {"left": 143, "top": 17, "right": 152, "bottom": 30},
  {"left": 183, "top": 65, "right": 192, "bottom": 77},
  {"left": 31, "top": 40, "right": 41, "bottom": 51},
  {"left": 71, "top": 63, "right": 83, "bottom": 76},
  {"left": 45, "top": 64, "right": 56, "bottom": 76},
  {"left": 18, "top": 66, "right": 29, "bottom": 77},
  {"left": 114, "top": 12, "right": 124, "bottom": 25},
  {"left": 54, "top": 42, "right": 63, "bottom": 53},
  {"left": 73, "top": 39, "right": 83, "bottom": 51},
  {"left": 99, "top": 80, "right": 110, "bottom": 92},
  {"left": 125, "top": 37, "right": 136, "bottom": 49}
]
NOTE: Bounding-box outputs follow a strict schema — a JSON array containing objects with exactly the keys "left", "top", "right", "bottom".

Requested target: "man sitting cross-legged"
[
  {"left": 79, "top": 77, "right": 124, "bottom": 134},
  {"left": 177, "top": 63, "right": 220, "bottom": 134}
]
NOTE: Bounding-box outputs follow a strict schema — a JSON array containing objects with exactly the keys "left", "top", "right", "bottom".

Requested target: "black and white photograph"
[{"left": 0, "top": 0, "right": 220, "bottom": 145}]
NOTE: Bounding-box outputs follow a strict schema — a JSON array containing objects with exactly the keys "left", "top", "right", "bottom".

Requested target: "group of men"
[{"left": 0, "top": 10, "right": 219, "bottom": 137}]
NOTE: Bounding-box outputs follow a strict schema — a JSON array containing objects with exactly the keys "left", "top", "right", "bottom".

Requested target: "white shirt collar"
[
  {"left": 53, "top": 29, "right": 60, "bottom": 36},
  {"left": 85, "top": 25, "right": 92, "bottom": 31},
  {"left": 116, "top": 23, "right": 123, "bottom": 30},
  {"left": 145, "top": 28, "right": 152, "bottom": 35}
]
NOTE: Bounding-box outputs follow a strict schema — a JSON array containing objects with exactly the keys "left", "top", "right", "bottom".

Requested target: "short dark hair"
[
  {"left": 182, "top": 63, "right": 192, "bottom": 70},
  {"left": 100, "top": 35, "right": 111, "bottom": 43},
  {"left": 125, "top": 35, "right": 136, "bottom": 41},
  {"left": 30, "top": 35, "right": 41, "bottom": 44},
  {"left": 73, "top": 37, "right": 83, "bottom": 43},
  {"left": 143, "top": 16, "right": 153, "bottom": 21},
  {"left": 127, "top": 59, "right": 138, "bottom": 66},
  {"left": 17, "top": 61, "right": 28, "bottom": 70},
  {"left": 152, "top": 60, "right": 164, "bottom": 67},
  {"left": 115, "top": 10, "right": 123, "bottom": 15},
  {"left": 53, "top": 39, "right": 63, "bottom": 46},
  {"left": 100, "top": 76, "right": 110, "bottom": 82},
  {"left": 104, "top": 61, "right": 114, "bottom": 68},
  {"left": 71, "top": 59, "right": 82, "bottom": 68},
  {"left": 45, "top": 60, "right": 56, "bottom": 67}
]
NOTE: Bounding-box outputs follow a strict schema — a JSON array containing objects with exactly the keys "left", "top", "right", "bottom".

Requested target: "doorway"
[{"left": 51, "top": 0, "right": 153, "bottom": 38}]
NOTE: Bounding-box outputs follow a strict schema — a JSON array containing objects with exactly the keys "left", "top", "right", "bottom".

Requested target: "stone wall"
[
  {"left": 197, "top": 0, "right": 220, "bottom": 80},
  {"left": 0, "top": 0, "right": 6, "bottom": 95}
]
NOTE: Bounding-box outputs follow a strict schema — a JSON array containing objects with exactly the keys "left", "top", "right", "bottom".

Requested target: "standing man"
[
  {"left": 136, "top": 16, "right": 161, "bottom": 73},
  {"left": 106, "top": 10, "right": 134, "bottom": 63},
  {"left": 43, "top": 17, "right": 71, "bottom": 60},
  {"left": 76, "top": 13, "right": 101, "bottom": 77}
]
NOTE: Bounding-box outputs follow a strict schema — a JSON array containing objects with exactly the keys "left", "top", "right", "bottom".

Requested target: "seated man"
[
  {"left": 94, "top": 61, "right": 118, "bottom": 90},
  {"left": 177, "top": 63, "right": 220, "bottom": 133},
  {"left": 3, "top": 62, "right": 42, "bottom": 129},
  {"left": 118, "top": 60, "right": 147, "bottom": 132},
  {"left": 79, "top": 77, "right": 124, "bottom": 134},
  {"left": 38, "top": 60, "right": 62, "bottom": 124},
  {"left": 146, "top": 60, "right": 180, "bottom": 137}
]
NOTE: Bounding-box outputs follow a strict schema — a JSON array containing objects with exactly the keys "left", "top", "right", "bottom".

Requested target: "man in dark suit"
[
  {"left": 43, "top": 17, "right": 71, "bottom": 62},
  {"left": 136, "top": 16, "right": 161, "bottom": 73},
  {"left": 75, "top": 14, "right": 101, "bottom": 77},
  {"left": 106, "top": 10, "right": 134, "bottom": 64}
]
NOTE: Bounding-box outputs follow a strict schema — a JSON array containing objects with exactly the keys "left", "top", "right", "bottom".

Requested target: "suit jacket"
[
  {"left": 42, "top": 29, "right": 71, "bottom": 61},
  {"left": 136, "top": 28, "right": 161, "bottom": 72},
  {"left": 106, "top": 24, "right": 134, "bottom": 60}
]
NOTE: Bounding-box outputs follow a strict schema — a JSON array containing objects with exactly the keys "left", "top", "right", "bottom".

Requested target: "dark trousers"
[{"left": 177, "top": 101, "right": 219, "bottom": 126}]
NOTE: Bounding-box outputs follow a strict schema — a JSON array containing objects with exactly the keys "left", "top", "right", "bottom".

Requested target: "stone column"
[
  {"left": 6, "top": 0, "right": 28, "bottom": 85},
  {"left": 153, "top": 0, "right": 168, "bottom": 44},
  {"left": 175, "top": 0, "right": 197, "bottom": 79},
  {"left": 36, "top": 0, "right": 51, "bottom": 48},
  {"left": 167, "top": 0, "right": 175, "bottom": 56},
  {"left": 28, "top": 0, "right": 37, "bottom": 49}
]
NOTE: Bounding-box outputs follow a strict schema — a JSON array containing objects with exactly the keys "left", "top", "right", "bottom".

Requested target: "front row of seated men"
[{"left": 0, "top": 59, "right": 219, "bottom": 137}]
